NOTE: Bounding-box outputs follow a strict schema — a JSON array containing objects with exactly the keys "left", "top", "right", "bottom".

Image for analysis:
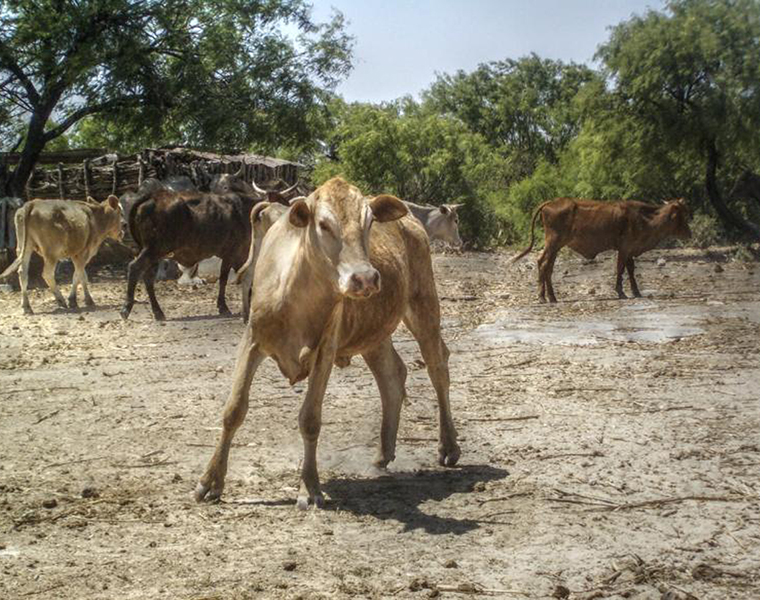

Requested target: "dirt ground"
[{"left": 1, "top": 245, "right": 759, "bottom": 600}]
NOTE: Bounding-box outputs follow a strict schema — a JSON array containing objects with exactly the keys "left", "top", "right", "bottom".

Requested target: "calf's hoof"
[
  {"left": 120, "top": 305, "right": 132, "bottom": 320},
  {"left": 438, "top": 442, "right": 461, "bottom": 468},
  {"left": 56, "top": 298, "right": 68, "bottom": 309},
  {"left": 617, "top": 291, "right": 628, "bottom": 300},
  {"left": 194, "top": 481, "right": 223, "bottom": 503},
  {"left": 84, "top": 297, "right": 96, "bottom": 308},
  {"left": 296, "top": 492, "right": 325, "bottom": 511},
  {"left": 152, "top": 310, "right": 166, "bottom": 322},
  {"left": 218, "top": 305, "right": 232, "bottom": 317},
  {"left": 22, "top": 304, "right": 34, "bottom": 315},
  {"left": 68, "top": 298, "right": 79, "bottom": 311}
]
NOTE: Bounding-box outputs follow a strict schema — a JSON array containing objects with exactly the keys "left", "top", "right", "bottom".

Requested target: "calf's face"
[
  {"left": 289, "top": 189, "right": 407, "bottom": 300},
  {"left": 430, "top": 204, "right": 463, "bottom": 246},
  {"left": 102, "top": 195, "right": 124, "bottom": 241}
]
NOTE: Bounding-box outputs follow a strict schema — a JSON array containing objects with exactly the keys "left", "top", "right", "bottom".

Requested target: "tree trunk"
[{"left": 705, "top": 139, "right": 760, "bottom": 241}]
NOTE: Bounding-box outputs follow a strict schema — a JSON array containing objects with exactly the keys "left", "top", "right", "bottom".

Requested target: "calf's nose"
[{"left": 348, "top": 269, "right": 381, "bottom": 298}]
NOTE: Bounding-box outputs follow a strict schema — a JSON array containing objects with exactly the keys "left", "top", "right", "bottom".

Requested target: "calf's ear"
[
  {"left": 439, "top": 205, "right": 451, "bottom": 215},
  {"left": 370, "top": 194, "right": 408, "bottom": 222},
  {"left": 106, "top": 195, "right": 120, "bottom": 210},
  {"left": 86, "top": 196, "right": 98, "bottom": 204},
  {"left": 289, "top": 198, "right": 311, "bottom": 228}
]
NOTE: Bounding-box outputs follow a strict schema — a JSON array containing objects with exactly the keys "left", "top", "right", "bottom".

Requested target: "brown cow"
[
  {"left": 195, "top": 178, "right": 460, "bottom": 509},
  {"left": 120, "top": 189, "right": 253, "bottom": 321},
  {"left": 512, "top": 198, "right": 691, "bottom": 302},
  {"left": 0, "top": 196, "right": 123, "bottom": 314}
]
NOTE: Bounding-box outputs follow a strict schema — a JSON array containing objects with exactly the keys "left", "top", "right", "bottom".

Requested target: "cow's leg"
[
  {"left": 196, "top": 327, "right": 264, "bottom": 503},
  {"left": 121, "top": 248, "right": 152, "bottom": 320},
  {"left": 18, "top": 249, "right": 33, "bottom": 315},
  {"left": 362, "top": 337, "right": 407, "bottom": 468},
  {"left": 68, "top": 262, "right": 81, "bottom": 310},
  {"left": 626, "top": 257, "right": 642, "bottom": 298},
  {"left": 615, "top": 253, "right": 628, "bottom": 299},
  {"left": 541, "top": 245, "right": 560, "bottom": 303},
  {"left": 536, "top": 250, "right": 547, "bottom": 302},
  {"left": 141, "top": 261, "right": 166, "bottom": 321},
  {"left": 404, "top": 301, "right": 460, "bottom": 467},
  {"left": 216, "top": 258, "right": 232, "bottom": 316},
  {"left": 41, "top": 257, "right": 67, "bottom": 309}
]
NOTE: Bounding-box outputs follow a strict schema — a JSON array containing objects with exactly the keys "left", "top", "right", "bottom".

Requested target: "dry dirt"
[{"left": 1, "top": 246, "right": 759, "bottom": 600}]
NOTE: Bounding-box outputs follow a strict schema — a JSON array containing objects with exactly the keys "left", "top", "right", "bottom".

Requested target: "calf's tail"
[
  {"left": 0, "top": 204, "right": 29, "bottom": 279},
  {"left": 511, "top": 201, "right": 550, "bottom": 264}
]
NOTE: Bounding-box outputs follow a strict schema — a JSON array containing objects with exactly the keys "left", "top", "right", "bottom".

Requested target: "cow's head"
[
  {"left": 664, "top": 198, "right": 691, "bottom": 240},
  {"left": 97, "top": 195, "right": 124, "bottom": 241},
  {"left": 288, "top": 179, "right": 407, "bottom": 300},
  {"left": 430, "top": 204, "right": 464, "bottom": 246}
]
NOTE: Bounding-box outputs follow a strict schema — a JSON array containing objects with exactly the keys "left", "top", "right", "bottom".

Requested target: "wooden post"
[
  {"left": 83, "top": 159, "right": 91, "bottom": 199},
  {"left": 58, "top": 163, "right": 65, "bottom": 200},
  {"left": 112, "top": 155, "right": 118, "bottom": 195}
]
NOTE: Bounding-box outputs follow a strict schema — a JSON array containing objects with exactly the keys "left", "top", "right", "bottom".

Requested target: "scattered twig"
[
  {"left": 42, "top": 456, "right": 109, "bottom": 470},
  {"left": 33, "top": 409, "right": 60, "bottom": 425},
  {"left": 539, "top": 451, "right": 603, "bottom": 461},
  {"left": 597, "top": 494, "right": 757, "bottom": 512},
  {"left": 435, "top": 583, "right": 531, "bottom": 596},
  {"left": 478, "top": 492, "right": 531, "bottom": 505},
  {"left": 7, "top": 386, "right": 79, "bottom": 395},
  {"left": 468, "top": 415, "right": 539, "bottom": 423},
  {"left": 20, "top": 583, "right": 66, "bottom": 597},
  {"left": 113, "top": 459, "right": 178, "bottom": 469}
]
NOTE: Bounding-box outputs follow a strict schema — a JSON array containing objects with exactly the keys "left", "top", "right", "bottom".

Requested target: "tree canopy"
[{"left": 0, "top": 0, "right": 353, "bottom": 196}]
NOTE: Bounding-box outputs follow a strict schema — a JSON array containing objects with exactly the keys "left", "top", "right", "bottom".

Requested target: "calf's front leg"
[
  {"left": 195, "top": 327, "right": 264, "bottom": 502},
  {"left": 626, "top": 257, "right": 642, "bottom": 298}
]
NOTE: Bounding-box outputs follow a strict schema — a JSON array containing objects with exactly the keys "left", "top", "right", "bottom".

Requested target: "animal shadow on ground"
[{"left": 323, "top": 464, "right": 509, "bottom": 535}]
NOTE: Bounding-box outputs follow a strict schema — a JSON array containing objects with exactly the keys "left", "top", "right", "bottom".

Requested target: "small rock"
[
  {"left": 587, "top": 287, "right": 597, "bottom": 295},
  {"left": 444, "top": 559, "right": 458, "bottom": 569},
  {"left": 171, "top": 473, "right": 182, "bottom": 483},
  {"left": 282, "top": 560, "right": 297, "bottom": 572},
  {"left": 657, "top": 258, "right": 667, "bottom": 267},
  {"left": 473, "top": 481, "right": 486, "bottom": 493},
  {"left": 78, "top": 315, "right": 85, "bottom": 321},
  {"left": 552, "top": 585, "right": 570, "bottom": 599},
  {"left": 713, "top": 263, "right": 724, "bottom": 273},
  {"left": 42, "top": 498, "right": 57, "bottom": 509},
  {"left": 81, "top": 486, "right": 99, "bottom": 499}
]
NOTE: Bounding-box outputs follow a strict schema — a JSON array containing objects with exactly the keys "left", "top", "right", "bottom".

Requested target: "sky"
[{"left": 308, "top": 0, "right": 666, "bottom": 103}]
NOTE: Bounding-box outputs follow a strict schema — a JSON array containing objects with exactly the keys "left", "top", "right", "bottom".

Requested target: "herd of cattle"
[{"left": 0, "top": 173, "right": 692, "bottom": 507}]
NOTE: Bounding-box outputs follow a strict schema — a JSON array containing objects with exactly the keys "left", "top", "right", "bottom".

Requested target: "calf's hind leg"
[
  {"left": 216, "top": 257, "right": 233, "bottom": 316},
  {"left": 17, "top": 248, "right": 34, "bottom": 315},
  {"left": 363, "top": 337, "right": 407, "bottom": 468},
  {"left": 142, "top": 262, "right": 165, "bottom": 321},
  {"left": 196, "top": 326, "right": 264, "bottom": 503},
  {"left": 615, "top": 253, "right": 628, "bottom": 299},
  {"left": 404, "top": 297, "right": 460, "bottom": 467},
  {"left": 41, "top": 256, "right": 67, "bottom": 309}
]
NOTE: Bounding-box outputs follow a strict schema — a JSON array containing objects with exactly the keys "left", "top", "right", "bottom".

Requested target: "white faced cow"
[
  {"left": 404, "top": 201, "right": 463, "bottom": 246},
  {"left": 195, "top": 178, "right": 460, "bottom": 509},
  {"left": 0, "top": 196, "right": 123, "bottom": 314}
]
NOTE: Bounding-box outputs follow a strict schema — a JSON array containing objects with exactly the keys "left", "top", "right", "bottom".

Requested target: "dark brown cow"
[
  {"left": 512, "top": 198, "right": 691, "bottom": 302},
  {"left": 120, "top": 189, "right": 254, "bottom": 320}
]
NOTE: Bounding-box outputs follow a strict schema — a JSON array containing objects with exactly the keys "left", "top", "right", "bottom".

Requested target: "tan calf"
[
  {"left": 195, "top": 178, "right": 460, "bottom": 509},
  {"left": 0, "top": 197, "right": 122, "bottom": 314}
]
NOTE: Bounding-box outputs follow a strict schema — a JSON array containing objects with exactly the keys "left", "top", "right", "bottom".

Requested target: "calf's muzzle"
[{"left": 344, "top": 267, "right": 381, "bottom": 298}]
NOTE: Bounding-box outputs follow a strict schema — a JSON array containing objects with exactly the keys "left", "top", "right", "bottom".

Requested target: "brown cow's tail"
[
  {"left": 0, "top": 204, "right": 29, "bottom": 279},
  {"left": 510, "top": 201, "right": 549, "bottom": 264}
]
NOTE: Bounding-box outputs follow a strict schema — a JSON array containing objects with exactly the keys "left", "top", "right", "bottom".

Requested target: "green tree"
[
  {"left": 0, "top": 0, "right": 353, "bottom": 196},
  {"left": 597, "top": 0, "right": 760, "bottom": 238},
  {"left": 313, "top": 102, "right": 509, "bottom": 246},
  {"left": 423, "top": 55, "right": 597, "bottom": 182}
]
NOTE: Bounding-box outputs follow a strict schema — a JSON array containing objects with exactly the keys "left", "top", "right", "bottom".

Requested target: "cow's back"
[{"left": 25, "top": 200, "right": 94, "bottom": 259}]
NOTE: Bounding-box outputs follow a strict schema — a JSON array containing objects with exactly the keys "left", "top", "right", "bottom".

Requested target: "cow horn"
[
  {"left": 281, "top": 181, "right": 300, "bottom": 196},
  {"left": 250, "top": 177, "right": 268, "bottom": 195},
  {"left": 233, "top": 163, "right": 245, "bottom": 178}
]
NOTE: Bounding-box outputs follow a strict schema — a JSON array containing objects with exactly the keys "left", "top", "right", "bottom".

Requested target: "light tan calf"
[
  {"left": 196, "top": 178, "right": 460, "bottom": 509},
  {"left": 235, "top": 200, "right": 290, "bottom": 321},
  {"left": 0, "top": 196, "right": 122, "bottom": 314}
]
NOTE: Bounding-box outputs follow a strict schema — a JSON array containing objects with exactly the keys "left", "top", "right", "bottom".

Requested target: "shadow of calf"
[{"left": 323, "top": 464, "right": 508, "bottom": 535}]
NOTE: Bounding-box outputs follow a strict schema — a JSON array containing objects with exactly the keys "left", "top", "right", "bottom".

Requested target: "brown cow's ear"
[
  {"left": 106, "top": 195, "right": 119, "bottom": 209},
  {"left": 86, "top": 196, "right": 98, "bottom": 204},
  {"left": 439, "top": 205, "right": 450, "bottom": 215},
  {"left": 370, "top": 194, "right": 408, "bottom": 222},
  {"left": 289, "top": 198, "right": 311, "bottom": 228}
]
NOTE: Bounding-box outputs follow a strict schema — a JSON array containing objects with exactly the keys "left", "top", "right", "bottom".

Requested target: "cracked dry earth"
[{"left": 1, "top": 246, "right": 759, "bottom": 600}]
